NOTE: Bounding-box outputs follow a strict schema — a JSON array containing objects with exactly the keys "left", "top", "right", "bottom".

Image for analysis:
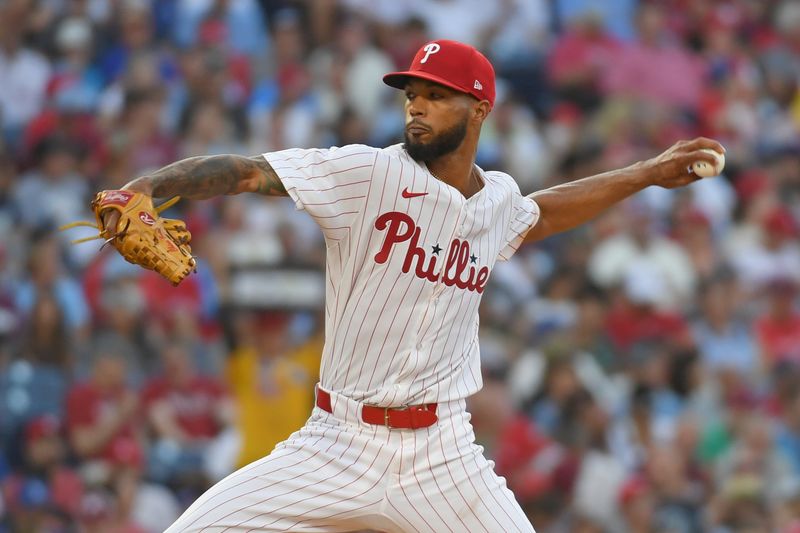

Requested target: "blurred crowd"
[{"left": 1, "top": 0, "right": 800, "bottom": 531}]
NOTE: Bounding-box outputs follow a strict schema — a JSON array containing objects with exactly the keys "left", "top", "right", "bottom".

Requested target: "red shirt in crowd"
[
  {"left": 492, "top": 415, "right": 578, "bottom": 502},
  {"left": 2, "top": 470, "right": 83, "bottom": 517},
  {"left": 65, "top": 383, "right": 142, "bottom": 465},
  {"left": 605, "top": 304, "right": 692, "bottom": 352},
  {"left": 755, "top": 312, "right": 800, "bottom": 365},
  {"left": 141, "top": 376, "right": 228, "bottom": 439}
]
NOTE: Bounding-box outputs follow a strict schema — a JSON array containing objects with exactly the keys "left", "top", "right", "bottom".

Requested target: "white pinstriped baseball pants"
[{"left": 165, "top": 389, "right": 535, "bottom": 532}]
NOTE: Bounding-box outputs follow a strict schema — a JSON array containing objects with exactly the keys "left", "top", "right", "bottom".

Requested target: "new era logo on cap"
[{"left": 383, "top": 39, "right": 496, "bottom": 108}]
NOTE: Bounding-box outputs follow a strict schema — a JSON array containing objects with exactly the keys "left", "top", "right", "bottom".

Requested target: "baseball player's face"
[{"left": 403, "top": 79, "right": 472, "bottom": 162}]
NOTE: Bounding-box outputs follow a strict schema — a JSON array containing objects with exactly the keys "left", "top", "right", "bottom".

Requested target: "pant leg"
[
  {"left": 383, "top": 401, "right": 535, "bottom": 533},
  {"left": 165, "top": 409, "right": 397, "bottom": 533}
]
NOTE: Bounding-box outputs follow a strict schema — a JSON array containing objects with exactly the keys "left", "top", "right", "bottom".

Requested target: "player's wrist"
[
  {"left": 627, "top": 159, "right": 661, "bottom": 188},
  {"left": 121, "top": 177, "right": 154, "bottom": 196}
]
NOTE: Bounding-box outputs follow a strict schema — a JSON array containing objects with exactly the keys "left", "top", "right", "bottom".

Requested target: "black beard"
[{"left": 403, "top": 117, "right": 468, "bottom": 162}]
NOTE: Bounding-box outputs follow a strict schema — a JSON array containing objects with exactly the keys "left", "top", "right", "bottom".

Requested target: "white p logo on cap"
[{"left": 420, "top": 43, "right": 441, "bottom": 64}]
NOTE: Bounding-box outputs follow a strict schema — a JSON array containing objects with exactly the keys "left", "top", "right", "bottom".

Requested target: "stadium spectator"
[
  {"left": 729, "top": 205, "right": 800, "bottom": 291},
  {"left": 547, "top": 11, "right": 620, "bottom": 112},
  {"left": 691, "top": 275, "right": 759, "bottom": 380},
  {"left": 142, "top": 342, "right": 235, "bottom": 488},
  {"left": 12, "top": 136, "right": 89, "bottom": 232},
  {"left": 754, "top": 277, "right": 800, "bottom": 368},
  {"left": 1, "top": 415, "right": 83, "bottom": 521},
  {"left": 173, "top": 0, "right": 269, "bottom": 60},
  {"left": 17, "top": 292, "right": 73, "bottom": 371},
  {"left": 0, "top": 1, "right": 51, "bottom": 148},
  {"left": 65, "top": 350, "right": 145, "bottom": 476},
  {"left": 588, "top": 200, "right": 697, "bottom": 311},
  {"left": 617, "top": 475, "right": 656, "bottom": 533},
  {"left": 602, "top": 3, "right": 707, "bottom": 110},
  {"left": 14, "top": 232, "right": 90, "bottom": 335},
  {"left": 225, "top": 311, "right": 316, "bottom": 467}
]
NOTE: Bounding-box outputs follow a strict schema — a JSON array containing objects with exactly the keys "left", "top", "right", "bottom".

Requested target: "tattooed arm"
[{"left": 122, "top": 154, "right": 287, "bottom": 198}]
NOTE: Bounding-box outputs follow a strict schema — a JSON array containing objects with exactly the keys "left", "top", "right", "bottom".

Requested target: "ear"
[{"left": 472, "top": 100, "right": 491, "bottom": 123}]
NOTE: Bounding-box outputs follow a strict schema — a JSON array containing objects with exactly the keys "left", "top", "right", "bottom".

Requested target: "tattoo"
[
  {"left": 127, "top": 155, "right": 287, "bottom": 199},
  {"left": 248, "top": 156, "right": 288, "bottom": 196}
]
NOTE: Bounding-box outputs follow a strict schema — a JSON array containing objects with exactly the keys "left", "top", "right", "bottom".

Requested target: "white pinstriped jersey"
[{"left": 264, "top": 143, "right": 539, "bottom": 406}]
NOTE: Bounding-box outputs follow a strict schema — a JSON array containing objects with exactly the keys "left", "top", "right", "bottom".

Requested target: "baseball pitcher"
[{"left": 77, "top": 40, "right": 724, "bottom": 532}]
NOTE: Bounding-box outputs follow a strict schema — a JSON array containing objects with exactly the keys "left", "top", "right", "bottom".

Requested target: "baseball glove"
[{"left": 61, "top": 190, "right": 196, "bottom": 285}]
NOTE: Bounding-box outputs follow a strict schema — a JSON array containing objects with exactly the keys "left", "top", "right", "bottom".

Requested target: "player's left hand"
[
  {"left": 60, "top": 190, "right": 196, "bottom": 286},
  {"left": 643, "top": 137, "right": 725, "bottom": 189}
]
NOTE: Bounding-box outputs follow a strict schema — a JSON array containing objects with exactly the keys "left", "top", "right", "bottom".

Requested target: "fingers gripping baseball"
[{"left": 648, "top": 137, "right": 726, "bottom": 189}]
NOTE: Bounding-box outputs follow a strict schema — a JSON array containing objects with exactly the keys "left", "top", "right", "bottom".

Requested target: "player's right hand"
[{"left": 644, "top": 137, "right": 725, "bottom": 189}]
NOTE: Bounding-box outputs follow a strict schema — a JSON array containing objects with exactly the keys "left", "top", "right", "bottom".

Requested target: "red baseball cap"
[
  {"left": 25, "top": 414, "right": 61, "bottom": 444},
  {"left": 618, "top": 476, "right": 650, "bottom": 506},
  {"left": 383, "top": 39, "right": 496, "bottom": 108}
]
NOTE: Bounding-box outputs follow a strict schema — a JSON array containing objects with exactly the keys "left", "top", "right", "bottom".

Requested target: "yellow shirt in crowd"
[{"left": 225, "top": 337, "right": 322, "bottom": 467}]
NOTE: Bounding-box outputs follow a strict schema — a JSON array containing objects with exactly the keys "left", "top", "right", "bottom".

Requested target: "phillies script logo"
[
  {"left": 139, "top": 211, "right": 156, "bottom": 226},
  {"left": 374, "top": 211, "right": 489, "bottom": 293},
  {"left": 101, "top": 190, "right": 134, "bottom": 207}
]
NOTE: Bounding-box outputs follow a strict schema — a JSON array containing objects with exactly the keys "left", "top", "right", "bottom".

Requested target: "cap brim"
[{"left": 383, "top": 70, "right": 471, "bottom": 97}]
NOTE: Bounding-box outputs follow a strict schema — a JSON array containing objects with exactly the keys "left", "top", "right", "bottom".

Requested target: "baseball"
[{"left": 691, "top": 148, "right": 725, "bottom": 178}]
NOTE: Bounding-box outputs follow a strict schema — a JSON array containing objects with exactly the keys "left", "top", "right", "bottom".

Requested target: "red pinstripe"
[
  {"left": 272, "top": 151, "right": 376, "bottom": 171},
  {"left": 422, "top": 428, "right": 469, "bottom": 531},
  {"left": 336, "top": 158, "right": 396, "bottom": 391},
  {"left": 385, "top": 497, "right": 423, "bottom": 533},
  {"left": 278, "top": 499, "right": 384, "bottom": 532},
  {"left": 312, "top": 210, "right": 359, "bottom": 219},
  {"left": 445, "top": 418, "right": 505, "bottom": 532},
  {"left": 409, "top": 430, "right": 457, "bottom": 533},
  {"left": 434, "top": 413, "right": 494, "bottom": 532},
  {"left": 220, "top": 433, "right": 362, "bottom": 531},
  {"left": 433, "top": 184, "right": 487, "bottom": 385},
  {"left": 242, "top": 440, "right": 389, "bottom": 531},
  {"left": 392, "top": 182, "right": 454, "bottom": 400},
  {"left": 351, "top": 158, "right": 411, "bottom": 389},
  {"left": 295, "top": 179, "right": 371, "bottom": 193},
  {"left": 318, "top": 151, "right": 379, "bottom": 384},
  {"left": 188, "top": 432, "right": 330, "bottom": 529},
  {"left": 363, "top": 165, "right": 438, "bottom": 395},
  {"left": 413, "top": 187, "right": 461, "bottom": 342},
  {"left": 396, "top": 434, "right": 437, "bottom": 532},
  {"left": 280, "top": 454, "right": 392, "bottom": 530},
  {"left": 300, "top": 195, "right": 366, "bottom": 207},
  {"left": 471, "top": 447, "right": 528, "bottom": 533},
  {"left": 426, "top": 181, "right": 494, "bottom": 397},
  {"left": 303, "top": 164, "right": 373, "bottom": 181}
]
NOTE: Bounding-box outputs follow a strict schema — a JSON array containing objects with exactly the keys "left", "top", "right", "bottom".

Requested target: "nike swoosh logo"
[{"left": 402, "top": 188, "right": 428, "bottom": 198}]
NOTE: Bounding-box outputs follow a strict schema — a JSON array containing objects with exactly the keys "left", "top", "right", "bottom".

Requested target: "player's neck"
[{"left": 426, "top": 145, "right": 481, "bottom": 198}]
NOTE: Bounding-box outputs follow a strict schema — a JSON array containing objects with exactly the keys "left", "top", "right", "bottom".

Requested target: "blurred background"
[{"left": 1, "top": 0, "right": 800, "bottom": 531}]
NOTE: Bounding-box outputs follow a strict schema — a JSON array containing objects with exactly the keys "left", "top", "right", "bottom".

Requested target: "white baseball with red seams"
[{"left": 166, "top": 144, "right": 540, "bottom": 532}]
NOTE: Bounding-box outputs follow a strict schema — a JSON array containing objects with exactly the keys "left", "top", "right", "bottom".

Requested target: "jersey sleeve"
[
  {"left": 262, "top": 144, "right": 380, "bottom": 241},
  {"left": 497, "top": 184, "right": 540, "bottom": 262}
]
